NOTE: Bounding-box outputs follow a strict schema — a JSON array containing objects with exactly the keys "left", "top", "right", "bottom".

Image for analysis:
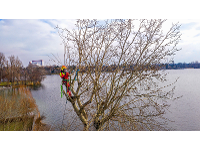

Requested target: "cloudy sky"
[{"left": 1, "top": 19, "right": 200, "bottom": 66}]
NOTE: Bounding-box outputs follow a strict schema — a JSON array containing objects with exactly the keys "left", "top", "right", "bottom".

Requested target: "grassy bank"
[
  {"left": 0, "top": 81, "right": 41, "bottom": 87},
  {"left": 0, "top": 116, "right": 34, "bottom": 131},
  {"left": 0, "top": 86, "right": 40, "bottom": 131}
]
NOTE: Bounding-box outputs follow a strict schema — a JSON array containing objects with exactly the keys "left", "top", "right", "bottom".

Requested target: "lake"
[
  {"left": 30, "top": 69, "right": 200, "bottom": 131},
  {"left": 162, "top": 69, "right": 200, "bottom": 131}
]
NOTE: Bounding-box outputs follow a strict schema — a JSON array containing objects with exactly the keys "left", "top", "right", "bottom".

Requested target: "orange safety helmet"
[{"left": 61, "top": 65, "right": 67, "bottom": 71}]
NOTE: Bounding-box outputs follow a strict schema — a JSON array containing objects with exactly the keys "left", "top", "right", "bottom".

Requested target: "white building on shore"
[{"left": 29, "top": 60, "right": 44, "bottom": 66}]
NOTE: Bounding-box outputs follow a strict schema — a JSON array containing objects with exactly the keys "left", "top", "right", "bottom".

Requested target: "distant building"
[{"left": 29, "top": 60, "right": 44, "bottom": 66}]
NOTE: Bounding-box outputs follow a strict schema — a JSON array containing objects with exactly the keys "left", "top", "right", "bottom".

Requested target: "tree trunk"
[
  {"left": 25, "top": 73, "right": 26, "bottom": 85},
  {"left": 0, "top": 69, "right": 2, "bottom": 83},
  {"left": 69, "top": 96, "right": 89, "bottom": 131}
]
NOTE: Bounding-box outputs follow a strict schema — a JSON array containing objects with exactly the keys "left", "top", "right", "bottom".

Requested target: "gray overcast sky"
[{"left": 1, "top": 19, "right": 200, "bottom": 66}]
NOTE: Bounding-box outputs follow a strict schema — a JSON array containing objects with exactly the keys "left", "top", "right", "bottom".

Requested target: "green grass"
[
  {"left": 0, "top": 117, "right": 34, "bottom": 131},
  {"left": 0, "top": 81, "right": 37, "bottom": 87},
  {"left": 0, "top": 82, "right": 11, "bottom": 86}
]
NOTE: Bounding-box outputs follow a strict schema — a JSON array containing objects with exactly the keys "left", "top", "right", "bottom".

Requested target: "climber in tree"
[{"left": 60, "top": 65, "right": 72, "bottom": 97}]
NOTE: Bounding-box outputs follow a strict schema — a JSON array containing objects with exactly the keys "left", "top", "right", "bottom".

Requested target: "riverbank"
[
  {"left": 0, "top": 116, "right": 34, "bottom": 131},
  {"left": 0, "top": 86, "right": 12, "bottom": 91},
  {"left": 0, "top": 81, "right": 41, "bottom": 88},
  {"left": 0, "top": 86, "right": 48, "bottom": 131}
]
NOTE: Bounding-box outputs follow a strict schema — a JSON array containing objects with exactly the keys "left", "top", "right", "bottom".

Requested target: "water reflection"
[
  {"left": 29, "top": 84, "right": 45, "bottom": 91},
  {"left": 30, "top": 75, "right": 70, "bottom": 130}
]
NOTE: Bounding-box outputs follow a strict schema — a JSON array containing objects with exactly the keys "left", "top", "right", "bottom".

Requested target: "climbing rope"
[
  {"left": 74, "top": 69, "right": 79, "bottom": 81},
  {"left": 61, "top": 99, "right": 67, "bottom": 130},
  {"left": 61, "top": 83, "right": 68, "bottom": 103},
  {"left": 61, "top": 81, "right": 68, "bottom": 130},
  {"left": 60, "top": 84, "right": 63, "bottom": 98}
]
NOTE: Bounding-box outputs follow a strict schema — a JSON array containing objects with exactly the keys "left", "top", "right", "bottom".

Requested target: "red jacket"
[
  {"left": 60, "top": 71, "right": 69, "bottom": 80},
  {"left": 60, "top": 70, "right": 71, "bottom": 96}
]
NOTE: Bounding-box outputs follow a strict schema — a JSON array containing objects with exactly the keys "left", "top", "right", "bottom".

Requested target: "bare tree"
[
  {"left": 0, "top": 52, "right": 6, "bottom": 83},
  {"left": 6, "top": 55, "right": 23, "bottom": 84},
  {"left": 8, "top": 55, "right": 16, "bottom": 83},
  {"left": 56, "top": 19, "right": 181, "bottom": 131},
  {"left": 4, "top": 59, "right": 10, "bottom": 84},
  {"left": 15, "top": 56, "right": 23, "bottom": 83},
  {"left": 0, "top": 54, "right": 26, "bottom": 85},
  {"left": 26, "top": 64, "right": 46, "bottom": 85}
]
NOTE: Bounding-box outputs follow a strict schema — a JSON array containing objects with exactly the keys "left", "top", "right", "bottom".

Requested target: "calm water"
[
  {"left": 163, "top": 69, "right": 200, "bottom": 131},
  {"left": 31, "top": 69, "right": 200, "bottom": 131},
  {"left": 30, "top": 75, "right": 70, "bottom": 130}
]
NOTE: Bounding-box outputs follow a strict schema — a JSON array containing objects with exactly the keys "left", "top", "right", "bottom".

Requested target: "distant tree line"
[
  {"left": 55, "top": 62, "right": 200, "bottom": 74},
  {"left": 1, "top": 50, "right": 199, "bottom": 86},
  {"left": 164, "top": 62, "right": 200, "bottom": 69},
  {"left": 46, "top": 62, "right": 200, "bottom": 76},
  {"left": 0, "top": 52, "right": 46, "bottom": 86}
]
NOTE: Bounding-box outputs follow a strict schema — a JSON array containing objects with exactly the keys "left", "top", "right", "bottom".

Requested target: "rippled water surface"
[{"left": 31, "top": 69, "right": 200, "bottom": 130}]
